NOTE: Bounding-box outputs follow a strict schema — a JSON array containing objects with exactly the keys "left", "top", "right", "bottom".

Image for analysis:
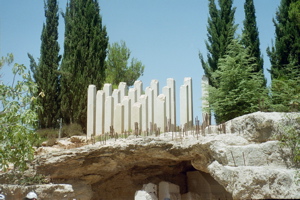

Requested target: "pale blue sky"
[{"left": 0, "top": 0, "right": 280, "bottom": 123}]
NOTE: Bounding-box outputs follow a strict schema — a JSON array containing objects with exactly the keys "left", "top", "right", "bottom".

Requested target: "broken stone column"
[
  {"left": 87, "top": 85, "right": 96, "bottom": 138},
  {"left": 132, "top": 102, "right": 142, "bottom": 132},
  {"left": 180, "top": 84, "right": 189, "bottom": 128},
  {"left": 167, "top": 78, "right": 176, "bottom": 131},
  {"left": 158, "top": 181, "right": 181, "bottom": 200},
  {"left": 96, "top": 90, "right": 105, "bottom": 136},
  {"left": 134, "top": 80, "right": 143, "bottom": 99},
  {"left": 118, "top": 82, "right": 128, "bottom": 100},
  {"left": 201, "top": 75, "right": 211, "bottom": 125},
  {"left": 112, "top": 89, "right": 121, "bottom": 107},
  {"left": 122, "top": 96, "right": 131, "bottom": 132},
  {"left": 184, "top": 77, "right": 193, "bottom": 128},
  {"left": 145, "top": 87, "right": 154, "bottom": 133},
  {"left": 103, "top": 83, "right": 112, "bottom": 97},
  {"left": 104, "top": 96, "right": 114, "bottom": 133},
  {"left": 155, "top": 94, "right": 166, "bottom": 132},
  {"left": 114, "top": 103, "right": 124, "bottom": 134},
  {"left": 139, "top": 95, "right": 148, "bottom": 133},
  {"left": 162, "top": 86, "right": 171, "bottom": 131}
]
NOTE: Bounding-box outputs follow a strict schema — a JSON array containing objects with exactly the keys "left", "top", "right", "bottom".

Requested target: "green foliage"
[
  {"left": 241, "top": 0, "right": 264, "bottom": 77},
  {"left": 60, "top": 0, "right": 109, "bottom": 129},
  {"left": 0, "top": 54, "right": 40, "bottom": 171},
  {"left": 3, "top": 171, "right": 50, "bottom": 185},
  {"left": 278, "top": 116, "right": 300, "bottom": 166},
  {"left": 289, "top": 1, "right": 300, "bottom": 28},
  {"left": 206, "top": 39, "right": 269, "bottom": 123},
  {"left": 28, "top": 0, "right": 61, "bottom": 129},
  {"left": 34, "top": 128, "right": 58, "bottom": 147},
  {"left": 199, "top": 0, "right": 238, "bottom": 86},
  {"left": 105, "top": 41, "right": 145, "bottom": 87},
  {"left": 61, "top": 123, "right": 83, "bottom": 138}
]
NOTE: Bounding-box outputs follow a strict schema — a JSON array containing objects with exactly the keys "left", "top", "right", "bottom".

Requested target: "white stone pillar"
[
  {"left": 150, "top": 79, "right": 159, "bottom": 97},
  {"left": 134, "top": 80, "right": 143, "bottom": 99},
  {"left": 103, "top": 83, "right": 112, "bottom": 97},
  {"left": 139, "top": 95, "right": 148, "bottom": 132},
  {"left": 167, "top": 78, "right": 176, "bottom": 131},
  {"left": 118, "top": 82, "right": 128, "bottom": 100},
  {"left": 180, "top": 84, "right": 189, "bottom": 127},
  {"left": 184, "top": 77, "right": 193, "bottom": 127},
  {"left": 145, "top": 87, "right": 154, "bottom": 132},
  {"left": 202, "top": 75, "right": 211, "bottom": 125},
  {"left": 155, "top": 94, "right": 166, "bottom": 132},
  {"left": 104, "top": 96, "right": 114, "bottom": 133},
  {"left": 96, "top": 90, "right": 105, "bottom": 136},
  {"left": 128, "top": 88, "right": 137, "bottom": 104},
  {"left": 162, "top": 86, "right": 171, "bottom": 130},
  {"left": 112, "top": 89, "right": 120, "bottom": 107},
  {"left": 114, "top": 103, "right": 124, "bottom": 134},
  {"left": 132, "top": 102, "right": 142, "bottom": 131},
  {"left": 87, "top": 85, "right": 96, "bottom": 138},
  {"left": 122, "top": 96, "right": 131, "bottom": 132}
]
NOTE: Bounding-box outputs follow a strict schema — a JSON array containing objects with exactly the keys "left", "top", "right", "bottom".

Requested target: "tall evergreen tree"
[
  {"left": 199, "top": 0, "right": 237, "bottom": 86},
  {"left": 241, "top": 0, "right": 264, "bottom": 76},
  {"left": 267, "top": 0, "right": 300, "bottom": 111},
  {"left": 267, "top": 0, "right": 300, "bottom": 80},
  {"left": 28, "top": 0, "right": 61, "bottom": 129},
  {"left": 60, "top": 0, "right": 108, "bottom": 129}
]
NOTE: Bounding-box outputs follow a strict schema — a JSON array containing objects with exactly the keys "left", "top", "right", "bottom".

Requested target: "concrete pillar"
[
  {"left": 187, "top": 171, "right": 212, "bottom": 200},
  {"left": 155, "top": 94, "right": 166, "bottom": 132},
  {"left": 95, "top": 90, "right": 105, "bottom": 136},
  {"left": 87, "top": 85, "right": 96, "bottom": 138},
  {"left": 118, "top": 82, "right": 128, "bottom": 100},
  {"left": 145, "top": 87, "right": 154, "bottom": 132},
  {"left": 132, "top": 102, "right": 142, "bottom": 131},
  {"left": 129, "top": 88, "right": 137, "bottom": 104},
  {"left": 150, "top": 79, "right": 159, "bottom": 97},
  {"left": 162, "top": 86, "right": 171, "bottom": 131},
  {"left": 167, "top": 78, "right": 176, "bottom": 131},
  {"left": 112, "top": 89, "right": 121, "bottom": 107},
  {"left": 122, "top": 96, "right": 131, "bottom": 132},
  {"left": 104, "top": 96, "right": 114, "bottom": 133},
  {"left": 103, "top": 83, "right": 112, "bottom": 97},
  {"left": 134, "top": 80, "right": 143, "bottom": 99},
  {"left": 184, "top": 77, "right": 193, "bottom": 127},
  {"left": 202, "top": 75, "right": 211, "bottom": 125},
  {"left": 114, "top": 103, "right": 124, "bottom": 134},
  {"left": 180, "top": 84, "right": 189, "bottom": 127},
  {"left": 139, "top": 95, "right": 148, "bottom": 132},
  {"left": 158, "top": 181, "right": 181, "bottom": 200}
]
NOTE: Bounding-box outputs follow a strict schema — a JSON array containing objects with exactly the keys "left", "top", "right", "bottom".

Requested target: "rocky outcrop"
[{"left": 1, "top": 112, "right": 300, "bottom": 200}]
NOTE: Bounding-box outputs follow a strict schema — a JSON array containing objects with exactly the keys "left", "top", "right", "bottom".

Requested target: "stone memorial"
[
  {"left": 95, "top": 90, "right": 105, "bottom": 135},
  {"left": 112, "top": 89, "right": 121, "bottom": 106},
  {"left": 87, "top": 85, "right": 96, "bottom": 138},
  {"left": 114, "top": 103, "right": 124, "bottom": 134},
  {"left": 118, "top": 82, "right": 128, "bottom": 100},
  {"left": 201, "top": 75, "right": 211, "bottom": 125},
  {"left": 134, "top": 80, "right": 143, "bottom": 99},
  {"left": 155, "top": 94, "right": 166, "bottom": 132},
  {"left": 132, "top": 102, "right": 142, "bottom": 131},
  {"left": 184, "top": 77, "right": 193, "bottom": 127},
  {"left": 103, "top": 83, "right": 112, "bottom": 97},
  {"left": 167, "top": 78, "right": 176, "bottom": 131},
  {"left": 162, "top": 86, "right": 171, "bottom": 130},
  {"left": 104, "top": 96, "right": 114, "bottom": 133},
  {"left": 180, "top": 84, "right": 189, "bottom": 128},
  {"left": 145, "top": 87, "right": 154, "bottom": 132},
  {"left": 122, "top": 96, "right": 131, "bottom": 132},
  {"left": 139, "top": 95, "right": 148, "bottom": 132}
]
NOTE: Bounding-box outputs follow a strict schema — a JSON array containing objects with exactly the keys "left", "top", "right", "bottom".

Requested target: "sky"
[{"left": 0, "top": 0, "right": 281, "bottom": 124}]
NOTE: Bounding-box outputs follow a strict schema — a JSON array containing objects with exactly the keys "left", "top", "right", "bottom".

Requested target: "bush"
[{"left": 61, "top": 123, "right": 84, "bottom": 138}]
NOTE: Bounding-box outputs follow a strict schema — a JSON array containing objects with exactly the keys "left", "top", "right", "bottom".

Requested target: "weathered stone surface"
[{"left": 2, "top": 112, "right": 299, "bottom": 200}]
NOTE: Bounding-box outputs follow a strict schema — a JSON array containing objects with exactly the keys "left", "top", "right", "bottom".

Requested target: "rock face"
[{"left": 1, "top": 112, "right": 300, "bottom": 200}]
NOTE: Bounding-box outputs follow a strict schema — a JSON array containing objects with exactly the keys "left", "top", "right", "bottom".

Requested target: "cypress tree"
[
  {"left": 267, "top": 0, "right": 300, "bottom": 111},
  {"left": 199, "top": 0, "right": 237, "bottom": 86},
  {"left": 28, "top": 0, "right": 61, "bottom": 129},
  {"left": 60, "top": 0, "right": 108, "bottom": 129},
  {"left": 267, "top": 0, "right": 300, "bottom": 80},
  {"left": 241, "top": 0, "right": 264, "bottom": 76}
]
